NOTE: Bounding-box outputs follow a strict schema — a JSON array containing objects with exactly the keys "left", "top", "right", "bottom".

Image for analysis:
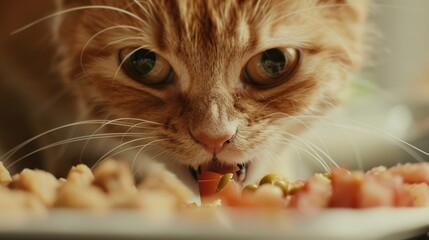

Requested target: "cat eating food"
[{"left": 1, "top": 0, "right": 369, "bottom": 201}]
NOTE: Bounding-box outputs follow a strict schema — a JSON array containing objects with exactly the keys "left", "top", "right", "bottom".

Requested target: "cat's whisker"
[
  {"left": 120, "top": 120, "right": 158, "bottom": 144},
  {"left": 271, "top": 113, "right": 429, "bottom": 164},
  {"left": 254, "top": 114, "right": 343, "bottom": 172},
  {"left": 273, "top": 137, "right": 330, "bottom": 173},
  {"left": 78, "top": 117, "right": 159, "bottom": 163},
  {"left": 277, "top": 134, "right": 329, "bottom": 172},
  {"left": 321, "top": 99, "right": 365, "bottom": 170},
  {"left": 1, "top": 119, "right": 134, "bottom": 162},
  {"left": 132, "top": 0, "right": 146, "bottom": 12},
  {"left": 2, "top": 118, "right": 161, "bottom": 163},
  {"left": 123, "top": 1, "right": 138, "bottom": 11},
  {"left": 132, "top": 139, "right": 167, "bottom": 169},
  {"left": 104, "top": 117, "right": 163, "bottom": 126},
  {"left": 132, "top": 148, "right": 170, "bottom": 179},
  {"left": 95, "top": 136, "right": 159, "bottom": 167},
  {"left": 314, "top": 115, "right": 429, "bottom": 160},
  {"left": 11, "top": 5, "right": 147, "bottom": 35},
  {"left": 268, "top": 134, "right": 306, "bottom": 176},
  {"left": 327, "top": 122, "right": 428, "bottom": 163},
  {"left": 6, "top": 132, "right": 150, "bottom": 169},
  {"left": 287, "top": 136, "right": 306, "bottom": 176},
  {"left": 257, "top": 147, "right": 281, "bottom": 173},
  {"left": 260, "top": 111, "right": 331, "bottom": 158},
  {"left": 254, "top": 107, "right": 307, "bottom": 122},
  {"left": 258, "top": 127, "right": 328, "bottom": 171},
  {"left": 253, "top": 95, "right": 292, "bottom": 118},
  {"left": 132, "top": 144, "right": 169, "bottom": 174},
  {"left": 280, "top": 132, "right": 339, "bottom": 170},
  {"left": 94, "top": 143, "right": 152, "bottom": 171},
  {"left": 286, "top": 113, "right": 331, "bottom": 158},
  {"left": 267, "top": 148, "right": 288, "bottom": 174},
  {"left": 132, "top": 0, "right": 154, "bottom": 17}
]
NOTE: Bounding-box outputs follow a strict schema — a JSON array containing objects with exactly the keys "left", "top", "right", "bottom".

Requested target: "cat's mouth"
[{"left": 190, "top": 158, "right": 250, "bottom": 184}]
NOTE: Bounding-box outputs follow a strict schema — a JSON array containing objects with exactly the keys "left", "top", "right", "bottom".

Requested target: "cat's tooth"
[
  {"left": 237, "top": 165, "right": 247, "bottom": 182},
  {"left": 238, "top": 163, "right": 244, "bottom": 170},
  {"left": 189, "top": 166, "right": 200, "bottom": 181}
]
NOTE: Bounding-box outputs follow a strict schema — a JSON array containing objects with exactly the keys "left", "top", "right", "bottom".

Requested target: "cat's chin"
[{"left": 189, "top": 158, "right": 252, "bottom": 184}]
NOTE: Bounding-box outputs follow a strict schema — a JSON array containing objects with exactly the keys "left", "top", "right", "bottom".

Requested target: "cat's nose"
[{"left": 194, "top": 131, "right": 235, "bottom": 154}]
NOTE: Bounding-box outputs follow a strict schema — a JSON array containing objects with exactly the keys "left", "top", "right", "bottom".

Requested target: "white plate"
[{"left": 1, "top": 208, "right": 428, "bottom": 240}]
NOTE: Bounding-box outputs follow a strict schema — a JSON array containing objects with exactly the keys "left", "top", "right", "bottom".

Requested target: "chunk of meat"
[
  {"left": 289, "top": 174, "right": 332, "bottom": 211},
  {"left": 93, "top": 159, "right": 136, "bottom": 193},
  {"left": 55, "top": 183, "right": 110, "bottom": 210},
  {"left": 10, "top": 169, "right": 59, "bottom": 206},
  {"left": 140, "top": 168, "right": 193, "bottom": 207},
  {"left": 67, "top": 164, "right": 94, "bottom": 186},
  {"left": 0, "top": 186, "right": 46, "bottom": 215},
  {"left": 388, "top": 162, "right": 429, "bottom": 184},
  {"left": 329, "top": 168, "right": 414, "bottom": 208}
]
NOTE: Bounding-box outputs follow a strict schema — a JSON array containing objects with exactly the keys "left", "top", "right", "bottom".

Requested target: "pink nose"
[{"left": 194, "top": 132, "right": 234, "bottom": 154}]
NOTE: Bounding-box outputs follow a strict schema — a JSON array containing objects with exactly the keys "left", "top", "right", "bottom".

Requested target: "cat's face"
[{"left": 55, "top": 0, "right": 368, "bottom": 178}]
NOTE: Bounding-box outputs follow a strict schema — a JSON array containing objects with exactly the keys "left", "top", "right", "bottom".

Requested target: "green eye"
[
  {"left": 119, "top": 48, "right": 172, "bottom": 86},
  {"left": 245, "top": 48, "right": 300, "bottom": 88}
]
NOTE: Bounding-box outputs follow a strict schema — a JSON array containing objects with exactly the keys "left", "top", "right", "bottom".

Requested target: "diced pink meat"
[
  {"left": 329, "top": 169, "right": 362, "bottom": 208},
  {"left": 329, "top": 168, "right": 413, "bottom": 208},
  {"left": 388, "top": 162, "right": 429, "bottom": 184},
  {"left": 289, "top": 175, "right": 332, "bottom": 212}
]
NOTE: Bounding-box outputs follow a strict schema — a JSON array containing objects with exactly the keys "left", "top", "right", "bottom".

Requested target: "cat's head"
[{"left": 53, "top": 0, "right": 369, "bottom": 180}]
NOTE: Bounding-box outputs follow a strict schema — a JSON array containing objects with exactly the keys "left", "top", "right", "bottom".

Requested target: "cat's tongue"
[
  {"left": 199, "top": 160, "right": 248, "bottom": 182},
  {"left": 200, "top": 161, "right": 240, "bottom": 175}
]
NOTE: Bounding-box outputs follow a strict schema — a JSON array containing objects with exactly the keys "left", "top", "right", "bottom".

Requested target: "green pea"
[
  {"left": 274, "top": 180, "right": 289, "bottom": 196},
  {"left": 242, "top": 183, "right": 258, "bottom": 195},
  {"left": 259, "top": 173, "right": 283, "bottom": 185}
]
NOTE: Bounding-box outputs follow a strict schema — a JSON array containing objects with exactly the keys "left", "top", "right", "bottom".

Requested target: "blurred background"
[
  {"left": 0, "top": 0, "right": 75, "bottom": 172},
  {"left": 0, "top": 0, "right": 428, "bottom": 176}
]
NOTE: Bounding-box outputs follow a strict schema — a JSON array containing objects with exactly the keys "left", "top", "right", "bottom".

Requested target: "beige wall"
[{"left": 370, "top": 0, "right": 429, "bottom": 100}]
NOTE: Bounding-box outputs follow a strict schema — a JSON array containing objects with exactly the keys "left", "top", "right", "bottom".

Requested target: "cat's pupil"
[
  {"left": 129, "top": 49, "right": 156, "bottom": 76},
  {"left": 261, "top": 49, "right": 286, "bottom": 77}
]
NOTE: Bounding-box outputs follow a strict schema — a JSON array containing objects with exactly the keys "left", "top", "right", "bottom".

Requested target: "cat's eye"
[
  {"left": 244, "top": 48, "right": 300, "bottom": 88},
  {"left": 119, "top": 48, "right": 172, "bottom": 86}
]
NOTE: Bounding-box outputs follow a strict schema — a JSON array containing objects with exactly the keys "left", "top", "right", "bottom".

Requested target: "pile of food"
[
  {"left": 0, "top": 160, "right": 191, "bottom": 215},
  {"left": 198, "top": 163, "right": 429, "bottom": 211},
  {"left": 1, "top": 160, "right": 429, "bottom": 215}
]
